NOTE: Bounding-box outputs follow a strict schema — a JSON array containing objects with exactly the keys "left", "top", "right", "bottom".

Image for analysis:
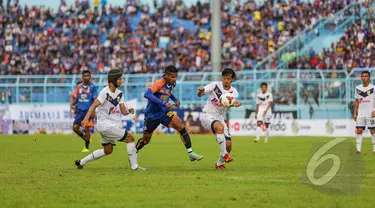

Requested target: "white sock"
[
  {"left": 256, "top": 126, "right": 261, "bottom": 140},
  {"left": 372, "top": 135, "right": 375, "bottom": 151},
  {"left": 217, "top": 155, "right": 225, "bottom": 166},
  {"left": 356, "top": 134, "right": 363, "bottom": 152},
  {"left": 265, "top": 128, "right": 270, "bottom": 141},
  {"left": 127, "top": 142, "right": 138, "bottom": 169},
  {"left": 216, "top": 134, "right": 227, "bottom": 156},
  {"left": 80, "top": 149, "right": 106, "bottom": 165}
]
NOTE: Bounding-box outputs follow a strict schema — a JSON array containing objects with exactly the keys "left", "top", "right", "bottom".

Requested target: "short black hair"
[
  {"left": 82, "top": 70, "right": 91, "bottom": 75},
  {"left": 222, "top": 68, "right": 236, "bottom": 81},
  {"left": 260, "top": 82, "right": 268, "bottom": 87},
  {"left": 165, "top": 65, "right": 178, "bottom": 74},
  {"left": 361, "top": 71, "right": 370, "bottom": 76}
]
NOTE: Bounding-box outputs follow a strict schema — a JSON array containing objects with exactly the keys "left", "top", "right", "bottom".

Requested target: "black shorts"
[{"left": 144, "top": 111, "right": 176, "bottom": 134}]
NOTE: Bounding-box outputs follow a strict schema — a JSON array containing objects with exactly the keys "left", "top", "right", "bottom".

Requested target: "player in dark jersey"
[
  {"left": 70, "top": 70, "right": 98, "bottom": 152},
  {"left": 135, "top": 65, "right": 203, "bottom": 161}
]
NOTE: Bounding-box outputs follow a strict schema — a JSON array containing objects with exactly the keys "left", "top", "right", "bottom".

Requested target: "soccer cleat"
[
  {"left": 216, "top": 164, "right": 226, "bottom": 170},
  {"left": 253, "top": 139, "right": 259, "bottom": 142},
  {"left": 355, "top": 151, "right": 361, "bottom": 155},
  {"left": 131, "top": 166, "right": 148, "bottom": 171},
  {"left": 189, "top": 152, "right": 204, "bottom": 161},
  {"left": 223, "top": 153, "right": 233, "bottom": 163},
  {"left": 81, "top": 148, "right": 89, "bottom": 153},
  {"left": 75, "top": 160, "right": 84, "bottom": 169}
]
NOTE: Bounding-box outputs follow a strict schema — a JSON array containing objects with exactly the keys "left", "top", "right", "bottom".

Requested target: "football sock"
[
  {"left": 216, "top": 133, "right": 227, "bottom": 156},
  {"left": 80, "top": 149, "right": 106, "bottom": 166},
  {"left": 127, "top": 142, "right": 138, "bottom": 169},
  {"left": 217, "top": 155, "right": 225, "bottom": 166},
  {"left": 136, "top": 138, "right": 145, "bottom": 151},
  {"left": 372, "top": 135, "right": 375, "bottom": 151},
  {"left": 179, "top": 128, "right": 192, "bottom": 153},
  {"left": 77, "top": 131, "right": 85, "bottom": 141},
  {"left": 256, "top": 126, "right": 261, "bottom": 140},
  {"left": 356, "top": 134, "right": 363, "bottom": 152},
  {"left": 265, "top": 128, "right": 270, "bottom": 142},
  {"left": 85, "top": 140, "right": 90, "bottom": 149}
]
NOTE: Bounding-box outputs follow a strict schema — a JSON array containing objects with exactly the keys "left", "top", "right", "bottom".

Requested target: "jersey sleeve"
[
  {"left": 268, "top": 93, "right": 273, "bottom": 102},
  {"left": 256, "top": 94, "right": 260, "bottom": 104},
  {"left": 119, "top": 92, "right": 125, "bottom": 104},
  {"left": 204, "top": 82, "right": 216, "bottom": 94},
  {"left": 354, "top": 88, "right": 359, "bottom": 99},
  {"left": 92, "top": 85, "right": 98, "bottom": 98},
  {"left": 149, "top": 78, "right": 165, "bottom": 93},
  {"left": 232, "top": 88, "right": 239, "bottom": 98},
  {"left": 97, "top": 89, "right": 106, "bottom": 104}
]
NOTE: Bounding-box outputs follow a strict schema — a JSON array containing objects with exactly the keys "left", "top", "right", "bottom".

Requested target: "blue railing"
[{"left": 0, "top": 69, "right": 371, "bottom": 119}]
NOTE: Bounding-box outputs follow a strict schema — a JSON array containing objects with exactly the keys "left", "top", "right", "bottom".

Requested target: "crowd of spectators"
[{"left": 0, "top": 0, "right": 355, "bottom": 75}]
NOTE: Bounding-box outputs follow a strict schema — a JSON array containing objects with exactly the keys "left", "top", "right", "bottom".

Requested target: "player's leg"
[
  {"left": 254, "top": 111, "right": 263, "bottom": 142},
  {"left": 167, "top": 114, "right": 203, "bottom": 161},
  {"left": 368, "top": 118, "right": 375, "bottom": 154},
  {"left": 75, "top": 144, "right": 113, "bottom": 169},
  {"left": 264, "top": 123, "right": 270, "bottom": 143},
  {"left": 212, "top": 121, "right": 232, "bottom": 164},
  {"left": 73, "top": 110, "right": 90, "bottom": 152},
  {"left": 135, "top": 117, "right": 159, "bottom": 152},
  {"left": 355, "top": 118, "right": 365, "bottom": 154},
  {"left": 116, "top": 129, "right": 147, "bottom": 170}
]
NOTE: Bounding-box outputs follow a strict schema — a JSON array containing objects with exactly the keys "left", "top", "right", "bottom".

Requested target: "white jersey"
[
  {"left": 256, "top": 92, "right": 273, "bottom": 115},
  {"left": 355, "top": 84, "right": 375, "bottom": 118},
  {"left": 202, "top": 81, "right": 238, "bottom": 120},
  {"left": 96, "top": 86, "right": 125, "bottom": 131}
]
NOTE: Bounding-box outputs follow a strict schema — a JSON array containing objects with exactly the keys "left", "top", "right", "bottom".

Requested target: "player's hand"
[
  {"left": 166, "top": 103, "right": 173, "bottom": 108},
  {"left": 128, "top": 108, "right": 135, "bottom": 114},
  {"left": 232, "top": 100, "right": 242, "bottom": 107},
  {"left": 372, "top": 112, "right": 375, "bottom": 118},
  {"left": 81, "top": 119, "right": 88, "bottom": 128},
  {"left": 353, "top": 115, "right": 357, "bottom": 121},
  {"left": 70, "top": 104, "right": 76, "bottom": 111},
  {"left": 198, "top": 87, "right": 205, "bottom": 94},
  {"left": 175, "top": 100, "right": 181, "bottom": 107}
]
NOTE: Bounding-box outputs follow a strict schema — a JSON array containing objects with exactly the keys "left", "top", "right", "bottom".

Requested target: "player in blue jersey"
[
  {"left": 135, "top": 65, "right": 203, "bottom": 161},
  {"left": 70, "top": 70, "right": 98, "bottom": 152}
]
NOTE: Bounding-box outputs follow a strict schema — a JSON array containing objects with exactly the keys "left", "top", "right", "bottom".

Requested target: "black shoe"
[{"left": 75, "top": 160, "right": 84, "bottom": 169}]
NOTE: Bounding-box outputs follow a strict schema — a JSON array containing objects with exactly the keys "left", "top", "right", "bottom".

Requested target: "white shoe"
[{"left": 131, "top": 165, "right": 148, "bottom": 171}]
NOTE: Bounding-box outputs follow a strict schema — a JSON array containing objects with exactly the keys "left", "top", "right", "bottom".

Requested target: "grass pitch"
[{"left": 1, "top": 134, "right": 375, "bottom": 208}]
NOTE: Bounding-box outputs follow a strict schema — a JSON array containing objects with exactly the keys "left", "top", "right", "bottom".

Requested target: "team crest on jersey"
[
  {"left": 214, "top": 85, "right": 222, "bottom": 98},
  {"left": 357, "top": 88, "right": 374, "bottom": 97},
  {"left": 106, "top": 92, "right": 123, "bottom": 106}
]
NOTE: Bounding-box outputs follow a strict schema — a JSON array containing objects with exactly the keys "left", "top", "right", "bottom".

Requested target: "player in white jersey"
[
  {"left": 354, "top": 71, "right": 375, "bottom": 154},
  {"left": 198, "top": 68, "right": 242, "bottom": 170},
  {"left": 74, "top": 69, "right": 147, "bottom": 170},
  {"left": 254, "top": 83, "right": 273, "bottom": 143}
]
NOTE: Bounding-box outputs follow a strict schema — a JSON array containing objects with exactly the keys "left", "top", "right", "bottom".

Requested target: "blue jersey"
[
  {"left": 144, "top": 76, "right": 175, "bottom": 120},
  {"left": 75, "top": 82, "right": 98, "bottom": 111}
]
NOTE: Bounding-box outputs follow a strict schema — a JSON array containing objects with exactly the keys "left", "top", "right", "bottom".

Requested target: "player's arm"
[
  {"left": 197, "top": 82, "right": 215, "bottom": 97},
  {"left": 119, "top": 103, "right": 135, "bottom": 115},
  {"left": 231, "top": 89, "right": 242, "bottom": 107},
  {"left": 354, "top": 89, "right": 359, "bottom": 121},
  {"left": 144, "top": 79, "right": 173, "bottom": 108},
  {"left": 82, "top": 99, "right": 101, "bottom": 127},
  {"left": 170, "top": 93, "right": 180, "bottom": 107},
  {"left": 264, "top": 94, "right": 273, "bottom": 115}
]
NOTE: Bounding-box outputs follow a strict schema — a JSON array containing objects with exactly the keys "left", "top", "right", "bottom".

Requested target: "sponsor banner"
[
  {"left": 229, "top": 119, "right": 369, "bottom": 137},
  {"left": 0, "top": 120, "right": 12, "bottom": 134},
  {"left": 29, "top": 121, "right": 74, "bottom": 134},
  {"left": 12, "top": 120, "right": 30, "bottom": 134}
]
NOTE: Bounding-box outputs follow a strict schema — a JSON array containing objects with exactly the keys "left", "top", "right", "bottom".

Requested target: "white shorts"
[
  {"left": 257, "top": 111, "right": 272, "bottom": 124},
  {"left": 200, "top": 112, "right": 231, "bottom": 140},
  {"left": 356, "top": 117, "right": 375, "bottom": 129},
  {"left": 99, "top": 126, "right": 128, "bottom": 146}
]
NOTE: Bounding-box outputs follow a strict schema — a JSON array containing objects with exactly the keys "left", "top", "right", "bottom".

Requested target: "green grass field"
[{"left": 1, "top": 134, "right": 375, "bottom": 208}]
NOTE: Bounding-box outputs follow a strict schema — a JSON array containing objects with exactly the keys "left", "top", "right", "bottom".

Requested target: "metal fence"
[{"left": 0, "top": 69, "right": 372, "bottom": 119}]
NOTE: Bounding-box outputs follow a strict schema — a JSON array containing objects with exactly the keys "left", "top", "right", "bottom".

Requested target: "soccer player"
[
  {"left": 70, "top": 70, "right": 97, "bottom": 152},
  {"left": 354, "top": 71, "right": 375, "bottom": 154},
  {"left": 135, "top": 65, "right": 203, "bottom": 161},
  {"left": 254, "top": 83, "right": 273, "bottom": 143},
  {"left": 197, "top": 68, "right": 242, "bottom": 169},
  {"left": 75, "top": 69, "right": 146, "bottom": 170}
]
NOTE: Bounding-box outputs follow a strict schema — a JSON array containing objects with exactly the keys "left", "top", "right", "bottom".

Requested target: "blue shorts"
[
  {"left": 144, "top": 111, "right": 175, "bottom": 134},
  {"left": 73, "top": 109, "right": 88, "bottom": 126}
]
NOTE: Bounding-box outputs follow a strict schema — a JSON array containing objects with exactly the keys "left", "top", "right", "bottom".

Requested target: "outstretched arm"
[
  {"left": 144, "top": 89, "right": 173, "bottom": 108},
  {"left": 82, "top": 99, "right": 100, "bottom": 127}
]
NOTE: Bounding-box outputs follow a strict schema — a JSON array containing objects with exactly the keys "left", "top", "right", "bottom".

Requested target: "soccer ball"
[{"left": 220, "top": 92, "right": 235, "bottom": 107}]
